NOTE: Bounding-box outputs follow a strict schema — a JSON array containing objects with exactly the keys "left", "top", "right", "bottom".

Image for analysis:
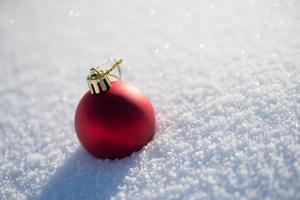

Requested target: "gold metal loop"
[
  {"left": 93, "top": 58, "right": 123, "bottom": 81},
  {"left": 87, "top": 58, "right": 123, "bottom": 94},
  {"left": 108, "top": 73, "right": 122, "bottom": 81}
]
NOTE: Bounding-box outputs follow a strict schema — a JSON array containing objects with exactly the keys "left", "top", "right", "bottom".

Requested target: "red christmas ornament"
[{"left": 74, "top": 58, "right": 155, "bottom": 159}]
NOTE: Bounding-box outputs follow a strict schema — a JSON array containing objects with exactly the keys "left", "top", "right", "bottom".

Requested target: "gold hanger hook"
[
  {"left": 105, "top": 59, "right": 122, "bottom": 81},
  {"left": 87, "top": 58, "right": 123, "bottom": 94},
  {"left": 94, "top": 58, "right": 123, "bottom": 81}
]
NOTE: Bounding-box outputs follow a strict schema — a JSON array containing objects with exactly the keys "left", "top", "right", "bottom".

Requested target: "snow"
[{"left": 0, "top": 0, "right": 300, "bottom": 199}]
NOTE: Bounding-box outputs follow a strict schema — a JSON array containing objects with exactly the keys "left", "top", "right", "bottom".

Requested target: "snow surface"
[{"left": 0, "top": 0, "right": 300, "bottom": 199}]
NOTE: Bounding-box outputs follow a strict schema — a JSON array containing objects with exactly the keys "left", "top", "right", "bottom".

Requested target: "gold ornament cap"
[{"left": 87, "top": 58, "right": 122, "bottom": 94}]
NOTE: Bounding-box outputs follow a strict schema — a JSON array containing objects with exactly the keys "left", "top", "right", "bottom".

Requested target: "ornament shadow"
[{"left": 38, "top": 146, "right": 140, "bottom": 200}]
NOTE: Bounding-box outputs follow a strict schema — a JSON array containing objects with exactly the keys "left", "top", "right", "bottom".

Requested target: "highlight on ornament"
[{"left": 74, "top": 58, "right": 156, "bottom": 159}]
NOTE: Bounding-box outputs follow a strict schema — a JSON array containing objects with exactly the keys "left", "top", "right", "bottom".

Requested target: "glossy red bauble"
[{"left": 75, "top": 81, "right": 155, "bottom": 159}]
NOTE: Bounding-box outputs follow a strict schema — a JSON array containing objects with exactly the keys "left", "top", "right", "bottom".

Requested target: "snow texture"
[{"left": 0, "top": 0, "right": 300, "bottom": 199}]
